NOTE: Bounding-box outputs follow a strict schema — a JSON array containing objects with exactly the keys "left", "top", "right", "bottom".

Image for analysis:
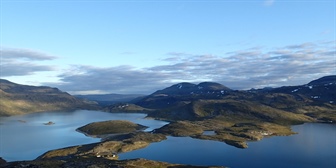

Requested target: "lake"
[
  {"left": 0, "top": 110, "right": 335, "bottom": 168},
  {"left": 119, "top": 123, "right": 336, "bottom": 168},
  {"left": 0, "top": 110, "right": 168, "bottom": 161}
]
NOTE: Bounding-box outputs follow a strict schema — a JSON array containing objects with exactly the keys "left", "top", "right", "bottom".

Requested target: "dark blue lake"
[
  {"left": 119, "top": 123, "right": 336, "bottom": 168},
  {"left": 1, "top": 110, "right": 335, "bottom": 168}
]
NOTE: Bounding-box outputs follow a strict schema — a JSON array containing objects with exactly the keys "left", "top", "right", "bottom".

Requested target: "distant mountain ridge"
[
  {"left": 1, "top": 76, "right": 335, "bottom": 120},
  {"left": 75, "top": 94, "right": 144, "bottom": 106},
  {"left": 134, "top": 75, "right": 336, "bottom": 122},
  {"left": 152, "top": 82, "right": 231, "bottom": 96},
  {"left": 308, "top": 75, "right": 336, "bottom": 85},
  {"left": 263, "top": 75, "right": 336, "bottom": 103},
  {"left": 0, "top": 79, "right": 98, "bottom": 116}
]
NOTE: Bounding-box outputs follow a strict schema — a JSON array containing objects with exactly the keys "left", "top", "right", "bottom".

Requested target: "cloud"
[
  {"left": 1, "top": 48, "right": 57, "bottom": 60},
  {"left": 263, "top": 0, "right": 275, "bottom": 6},
  {"left": 0, "top": 48, "right": 56, "bottom": 77},
  {"left": 1, "top": 63, "right": 55, "bottom": 77},
  {"left": 49, "top": 65, "right": 176, "bottom": 94},
  {"left": 49, "top": 41, "right": 335, "bottom": 94}
]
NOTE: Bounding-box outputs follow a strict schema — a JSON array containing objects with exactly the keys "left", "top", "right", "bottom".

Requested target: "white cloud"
[
  {"left": 47, "top": 41, "right": 335, "bottom": 94},
  {"left": 1, "top": 47, "right": 57, "bottom": 60},
  {"left": 0, "top": 47, "right": 57, "bottom": 77}
]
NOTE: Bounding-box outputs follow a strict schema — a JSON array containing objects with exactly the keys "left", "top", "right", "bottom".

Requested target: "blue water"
[
  {"left": 119, "top": 123, "right": 336, "bottom": 168},
  {"left": 1, "top": 111, "right": 335, "bottom": 168},
  {"left": 0, "top": 110, "right": 168, "bottom": 161}
]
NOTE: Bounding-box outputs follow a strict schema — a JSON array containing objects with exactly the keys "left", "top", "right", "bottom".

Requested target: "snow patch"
[
  {"left": 291, "top": 89, "right": 299, "bottom": 93},
  {"left": 309, "top": 86, "right": 313, "bottom": 89},
  {"left": 325, "top": 82, "right": 335, "bottom": 85}
]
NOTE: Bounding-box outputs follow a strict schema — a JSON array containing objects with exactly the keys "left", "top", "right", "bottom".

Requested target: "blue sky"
[{"left": 1, "top": 0, "right": 335, "bottom": 94}]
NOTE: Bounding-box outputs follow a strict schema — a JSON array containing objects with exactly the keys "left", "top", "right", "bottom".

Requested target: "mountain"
[
  {"left": 136, "top": 82, "right": 232, "bottom": 109},
  {"left": 0, "top": 79, "right": 98, "bottom": 116},
  {"left": 258, "top": 75, "right": 336, "bottom": 104},
  {"left": 134, "top": 76, "right": 336, "bottom": 122},
  {"left": 75, "top": 94, "right": 145, "bottom": 106},
  {"left": 152, "top": 82, "right": 231, "bottom": 96}
]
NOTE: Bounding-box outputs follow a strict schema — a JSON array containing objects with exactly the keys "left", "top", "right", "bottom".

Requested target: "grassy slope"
[
  {"left": 77, "top": 120, "right": 148, "bottom": 135},
  {"left": 0, "top": 83, "right": 98, "bottom": 116}
]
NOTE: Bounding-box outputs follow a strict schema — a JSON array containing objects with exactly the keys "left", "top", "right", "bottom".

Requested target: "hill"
[
  {"left": 0, "top": 79, "right": 98, "bottom": 116},
  {"left": 136, "top": 82, "right": 232, "bottom": 109},
  {"left": 264, "top": 75, "right": 336, "bottom": 104}
]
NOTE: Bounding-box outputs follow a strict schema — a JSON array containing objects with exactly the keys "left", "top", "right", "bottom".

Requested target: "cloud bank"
[
  {"left": 0, "top": 48, "right": 56, "bottom": 77},
  {"left": 47, "top": 41, "right": 335, "bottom": 94}
]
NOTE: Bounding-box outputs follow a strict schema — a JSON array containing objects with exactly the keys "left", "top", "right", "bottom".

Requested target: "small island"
[
  {"left": 76, "top": 120, "right": 148, "bottom": 136},
  {"left": 43, "top": 121, "right": 55, "bottom": 125}
]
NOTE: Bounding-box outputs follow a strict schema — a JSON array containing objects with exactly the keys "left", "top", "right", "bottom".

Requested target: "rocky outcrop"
[
  {"left": 2, "top": 158, "right": 225, "bottom": 168},
  {"left": 38, "top": 132, "right": 167, "bottom": 160}
]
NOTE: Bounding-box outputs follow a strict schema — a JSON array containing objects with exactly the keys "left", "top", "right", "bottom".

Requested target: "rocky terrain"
[
  {"left": 0, "top": 79, "right": 99, "bottom": 116},
  {"left": 38, "top": 131, "right": 167, "bottom": 159},
  {"left": 0, "top": 158, "right": 224, "bottom": 168}
]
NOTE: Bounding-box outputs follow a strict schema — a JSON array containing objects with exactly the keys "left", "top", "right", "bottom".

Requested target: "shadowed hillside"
[
  {"left": 0, "top": 79, "right": 99, "bottom": 116},
  {"left": 134, "top": 76, "right": 336, "bottom": 122}
]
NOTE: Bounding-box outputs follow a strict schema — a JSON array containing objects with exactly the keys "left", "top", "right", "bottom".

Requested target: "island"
[{"left": 76, "top": 120, "right": 148, "bottom": 136}]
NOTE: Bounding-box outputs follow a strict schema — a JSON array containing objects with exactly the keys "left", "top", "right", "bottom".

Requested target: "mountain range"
[
  {"left": 1, "top": 76, "right": 335, "bottom": 123},
  {"left": 126, "top": 76, "right": 334, "bottom": 122}
]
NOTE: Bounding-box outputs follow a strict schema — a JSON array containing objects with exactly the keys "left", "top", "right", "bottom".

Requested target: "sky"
[{"left": 0, "top": 0, "right": 335, "bottom": 94}]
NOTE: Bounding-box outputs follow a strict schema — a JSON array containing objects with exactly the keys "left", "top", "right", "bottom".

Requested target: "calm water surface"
[
  {"left": 0, "top": 110, "right": 168, "bottom": 161},
  {"left": 1, "top": 111, "right": 335, "bottom": 168},
  {"left": 119, "top": 123, "right": 336, "bottom": 168}
]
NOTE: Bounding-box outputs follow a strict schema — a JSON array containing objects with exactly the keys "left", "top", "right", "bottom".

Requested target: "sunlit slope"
[{"left": 0, "top": 79, "right": 98, "bottom": 116}]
